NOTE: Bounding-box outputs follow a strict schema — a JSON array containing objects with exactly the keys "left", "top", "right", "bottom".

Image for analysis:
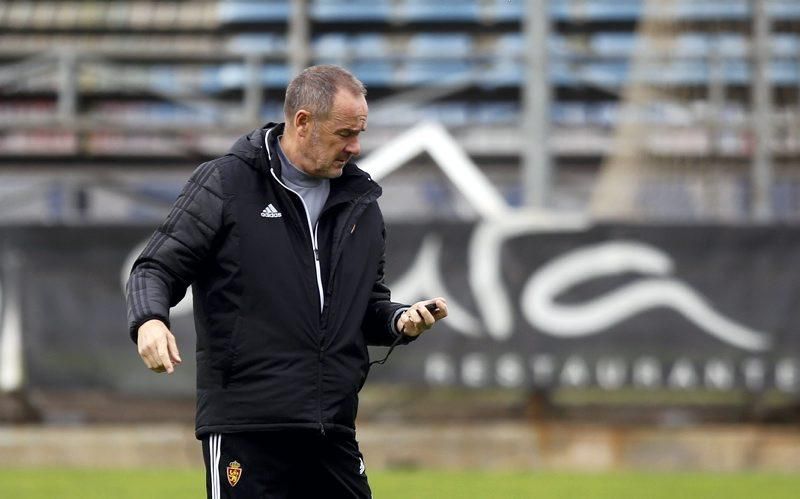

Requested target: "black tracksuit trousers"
[{"left": 202, "top": 430, "right": 372, "bottom": 498}]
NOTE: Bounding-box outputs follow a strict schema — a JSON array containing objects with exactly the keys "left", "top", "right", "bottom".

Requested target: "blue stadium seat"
[
  {"left": 588, "top": 102, "right": 618, "bottom": 127},
  {"left": 227, "top": 34, "right": 287, "bottom": 54},
  {"left": 580, "top": 62, "right": 629, "bottom": 87},
  {"left": 218, "top": 0, "right": 289, "bottom": 23},
  {"left": 407, "top": 34, "right": 473, "bottom": 58},
  {"left": 669, "top": 0, "right": 748, "bottom": 20},
  {"left": 313, "top": 34, "right": 350, "bottom": 58},
  {"left": 769, "top": 0, "right": 800, "bottom": 18},
  {"left": 487, "top": 0, "right": 523, "bottom": 21},
  {"left": 149, "top": 67, "right": 179, "bottom": 93},
  {"left": 771, "top": 61, "right": 800, "bottom": 85},
  {"left": 642, "top": 61, "right": 707, "bottom": 85},
  {"left": 400, "top": 0, "right": 479, "bottom": 21},
  {"left": 480, "top": 61, "right": 523, "bottom": 87},
  {"left": 494, "top": 33, "right": 524, "bottom": 57},
  {"left": 201, "top": 67, "right": 224, "bottom": 93},
  {"left": 721, "top": 61, "right": 749, "bottom": 85},
  {"left": 674, "top": 34, "right": 712, "bottom": 55},
  {"left": 716, "top": 34, "right": 748, "bottom": 57},
  {"left": 259, "top": 102, "right": 285, "bottom": 122},
  {"left": 590, "top": 33, "right": 639, "bottom": 57},
  {"left": 261, "top": 64, "right": 290, "bottom": 86},
  {"left": 349, "top": 61, "right": 394, "bottom": 86},
  {"left": 552, "top": 103, "right": 587, "bottom": 126},
  {"left": 550, "top": 61, "right": 576, "bottom": 86},
  {"left": 216, "top": 64, "right": 246, "bottom": 89},
  {"left": 352, "top": 34, "right": 392, "bottom": 58},
  {"left": 402, "top": 61, "right": 473, "bottom": 85},
  {"left": 213, "top": 63, "right": 289, "bottom": 89},
  {"left": 772, "top": 35, "right": 800, "bottom": 57},
  {"left": 551, "top": 0, "right": 643, "bottom": 21},
  {"left": 475, "top": 102, "right": 518, "bottom": 125},
  {"left": 311, "top": 0, "right": 391, "bottom": 21}
]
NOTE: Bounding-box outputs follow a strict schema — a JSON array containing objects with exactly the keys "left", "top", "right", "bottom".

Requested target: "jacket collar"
[
  {"left": 261, "top": 122, "right": 286, "bottom": 175},
  {"left": 256, "top": 122, "right": 381, "bottom": 206}
]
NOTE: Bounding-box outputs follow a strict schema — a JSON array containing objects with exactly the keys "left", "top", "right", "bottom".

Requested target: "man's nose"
[{"left": 344, "top": 136, "right": 361, "bottom": 156}]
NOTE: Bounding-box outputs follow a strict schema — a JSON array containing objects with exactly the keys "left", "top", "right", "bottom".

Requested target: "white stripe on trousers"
[{"left": 209, "top": 434, "right": 222, "bottom": 499}]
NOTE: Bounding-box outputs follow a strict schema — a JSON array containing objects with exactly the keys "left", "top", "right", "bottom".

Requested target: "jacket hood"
[{"left": 226, "top": 122, "right": 283, "bottom": 168}]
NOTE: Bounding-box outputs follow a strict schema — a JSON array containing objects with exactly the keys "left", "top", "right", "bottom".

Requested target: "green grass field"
[{"left": 1, "top": 469, "right": 799, "bottom": 498}]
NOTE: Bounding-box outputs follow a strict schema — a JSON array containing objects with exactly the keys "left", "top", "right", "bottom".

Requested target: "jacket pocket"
[{"left": 219, "top": 315, "right": 243, "bottom": 386}]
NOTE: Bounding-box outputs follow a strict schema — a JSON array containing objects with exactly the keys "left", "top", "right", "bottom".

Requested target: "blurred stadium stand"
[{"left": 0, "top": 0, "right": 797, "bottom": 222}]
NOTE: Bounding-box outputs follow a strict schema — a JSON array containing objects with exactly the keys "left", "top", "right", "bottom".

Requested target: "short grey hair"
[{"left": 283, "top": 65, "right": 367, "bottom": 121}]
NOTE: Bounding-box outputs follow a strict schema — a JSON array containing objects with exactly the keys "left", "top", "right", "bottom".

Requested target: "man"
[{"left": 126, "top": 64, "right": 447, "bottom": 498}]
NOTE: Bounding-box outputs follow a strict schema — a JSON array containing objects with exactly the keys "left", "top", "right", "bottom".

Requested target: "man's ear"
[{"left": 294, "top": 110, "right": 311, "bottom": 137}]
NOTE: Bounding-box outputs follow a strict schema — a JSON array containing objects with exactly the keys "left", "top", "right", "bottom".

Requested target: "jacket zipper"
[
  {"left": 270, "top": 168, "right": 326, "bottom": 436},
  {"left": 269, "top": 169, "right": 324, "bottom": 312}
]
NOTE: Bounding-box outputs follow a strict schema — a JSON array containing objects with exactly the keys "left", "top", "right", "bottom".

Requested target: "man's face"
[{"left": 301, "top": 90, "right": 368, "bottom": 179}]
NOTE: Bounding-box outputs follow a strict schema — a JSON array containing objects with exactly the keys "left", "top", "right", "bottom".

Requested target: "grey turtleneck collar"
[
  {"left": 276, "top": 137, "right": 323, "bottom": 188},
  {"left": 275, "top": 135, "right": 330, "bottom": 228}
]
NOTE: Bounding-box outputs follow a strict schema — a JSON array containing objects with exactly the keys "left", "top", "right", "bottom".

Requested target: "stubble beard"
[{"left": 308, "top": 126, "right": 346, "bottom": 179}]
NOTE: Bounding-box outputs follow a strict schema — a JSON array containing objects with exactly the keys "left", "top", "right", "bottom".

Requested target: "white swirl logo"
[{"left": 520, "top": 241, "right": 771, "bottom": 351}]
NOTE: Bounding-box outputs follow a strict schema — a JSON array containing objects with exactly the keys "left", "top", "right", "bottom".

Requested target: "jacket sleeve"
[
  {"left": 125, "top": 162, "right": 224, "bottom": 342},
  {"left": 361, "top": 225, "right": 414, "bottom": 347}
]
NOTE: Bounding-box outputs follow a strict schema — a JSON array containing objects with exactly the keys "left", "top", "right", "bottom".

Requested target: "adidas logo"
[{"left": 260, "top": 204, "right": 282, "bottom": 218}]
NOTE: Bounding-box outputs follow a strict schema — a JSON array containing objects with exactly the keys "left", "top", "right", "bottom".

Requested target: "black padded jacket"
[{"left": 126, "top": 123, "right": 408, "bottom": 437}]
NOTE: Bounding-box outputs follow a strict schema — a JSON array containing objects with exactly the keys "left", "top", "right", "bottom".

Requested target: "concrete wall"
[{"left": 2, "top": 422, "right": 800, "bottom": 472}]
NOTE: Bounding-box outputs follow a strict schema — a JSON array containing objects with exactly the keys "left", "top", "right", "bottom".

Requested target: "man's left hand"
[{"left": 397, "top": 297, "right": 448, "bottom": 337}]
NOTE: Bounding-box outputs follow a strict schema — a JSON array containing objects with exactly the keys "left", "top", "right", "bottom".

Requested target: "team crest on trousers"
[{"left": 227, "top": 461, "right": 243, "bottom": 487}]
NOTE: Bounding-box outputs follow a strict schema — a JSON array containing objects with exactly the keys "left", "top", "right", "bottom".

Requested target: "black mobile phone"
[{"left": 425, "top": 303, "right": 439, "bottom": 314}]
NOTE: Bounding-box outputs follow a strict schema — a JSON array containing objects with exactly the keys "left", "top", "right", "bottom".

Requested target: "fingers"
[
  {"left": 413, "top": 298, "right": 448, "bottom": 325},
  {"left": 415, "top": 304, "right": 436, "bottom": 327},
  {"left": 404, "top": 307, "right": 427, "bottom": 332},
  {"left": 137, "top": 319, "right": 179, "bottom": 375},
  {"left": 398, "top": 308, "right": 421, "bottom": 337},
  {"left": 137, "top": 337, "right": 159, "bottom": 370},
  {"left": 167, "top": 332, "right": 182, "bottom": 365},
  {"left": 402, "top": 299, "right": 447, "bottom": 337},
  {"left": 431, "top": 297, "right": 448, "bottom": 320},
  {"left": 138, "top": 335, "right": 169, "bottom": 373},
  {"left": 158, "top": 342, "right": 175, "bottom": 374}
]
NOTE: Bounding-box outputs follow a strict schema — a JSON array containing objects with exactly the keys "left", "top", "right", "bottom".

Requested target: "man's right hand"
[{"left": 137, "top": 319, "right": 182, "bottom": 374}]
